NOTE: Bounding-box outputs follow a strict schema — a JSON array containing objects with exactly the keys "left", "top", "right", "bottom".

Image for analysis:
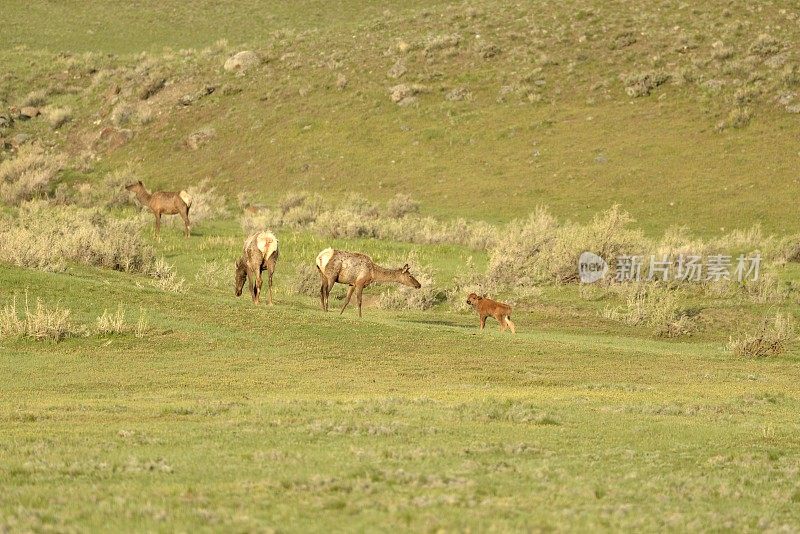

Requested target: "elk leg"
[
  {"left": 319, "top": 276, "right": 328, "bottom": 311},
  {"left": 356, "top": 283, "right": 365, "bottom": 318},
  {"left": 153, "top": 211, "right": 161, "bottom": 236},
  {"left": 480, "top": 315, "right": 486, "bottom": 331},
  {"left": 179, "top": 207, "right": 191, "bottom": 238},
  {"left": 247, "top": 273, "right": 254, "bottom": 303},
  {"left": 497, "top": 314, "right": 506, "bottom": 332},
  {"left": 340, "top": 285, "right": 355, "bottom": 314},
  {"left": 254, "top": 272, "right": 263, "bottom": 305},
  {"left": 267, "top": 268, "right": 274, "bottom": 306},
  {"left": 326, "top": 278, "right": 336, "bottom": 312}
]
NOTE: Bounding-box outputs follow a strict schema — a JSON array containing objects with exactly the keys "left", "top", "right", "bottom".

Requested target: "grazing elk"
[
  {"left": 466, "top": 293, "right": 516, "bottom": 334},
  {"left": 235, "top": 231, "right": 279, "bottom": 305},
  {"left": 125, "top": 180, "right": 192, "bottom": 237},
  {"left": 316, "top": 247, "right": 421, "bottom": 317}
]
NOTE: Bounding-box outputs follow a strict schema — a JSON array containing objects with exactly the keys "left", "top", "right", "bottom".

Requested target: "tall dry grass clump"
[
  {"left": 0, "top": 200, "right": 154, "bottom": 273},
  {"left": 0, "top": 145, "right": 65, "bottom": 205},
  {"left": 729, "top": 312, "right": 796, "bottom": 358},
  {"left": 0, "top": 293, "right": 76, "bottom": 342},
  {"left": 603, "top": 283, "right": 694, "bottom": 337}
]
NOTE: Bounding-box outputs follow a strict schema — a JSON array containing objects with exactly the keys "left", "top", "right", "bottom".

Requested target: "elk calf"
[
  {"left": 125, "top": 180, "right": 192, "bottom": 237},
  {"left": 235, "top": 231, "right": 279, "bottom": 305},
  {"left": 466, "top": 293, "right": 516, "bottom": 334}
]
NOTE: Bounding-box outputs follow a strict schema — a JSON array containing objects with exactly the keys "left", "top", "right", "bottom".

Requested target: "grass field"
[{"left": 2, "top": 1, "right": 800, "bottom": 531}]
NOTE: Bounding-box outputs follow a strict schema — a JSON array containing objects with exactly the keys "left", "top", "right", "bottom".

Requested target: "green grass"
[{"left": 2, "top": 224, "right": 800, "bottom": 531}]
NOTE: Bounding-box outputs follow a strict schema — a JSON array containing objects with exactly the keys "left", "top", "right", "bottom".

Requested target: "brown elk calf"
[
  {"left": 125, "top": 180, "right": 192, "bottom": 237},
  {"left": 235, "top": 231, "right": 279, "bottom": 305},
  {"left": 466, "top": 293, "right": 516, "bottom": 334}
]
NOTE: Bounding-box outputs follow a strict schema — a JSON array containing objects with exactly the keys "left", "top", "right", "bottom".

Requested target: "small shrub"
[
  {"left": 182, "top": 178, "right": 229, "bottom": 224},
  {"left": 0, "top": 293, "right": 76, "bottom": 342},
  {"left": 0, "top": 145, "right": 65, "bottom": 205},
  {"left": 194, "top": 260, "right": 228, "bottom": 289},
  {"left": 386, "top": 193, "right": 420, "bottom": 218},
  {"left": 46, "top": 107, "right": 72, "bottom": 129},
  {"left": 21, "top": 89, "right": 47, "bottom": 107},
  {"left": 96, "top": 307, "right": 127, "bottom": 334},
  {"left": 603, "top": 283, "right": 694, "bottom": 337},
  {"left": 291, "top": 262, "right": 321, "bottom": 297},
  {"left": 621, "top": 71, "right": 670, "bottom": 97},
  {"left": 743, "top": 272, "right": 788, "bottom": 304},
  {"left": 729, "top": 313, "right": 795, "bottom": 357},
  {"left": 447, "top": 256, "right": 497, "bottom": 312},
  {"left": 150, "top": 257, "right": 187, "bottom": 293}
]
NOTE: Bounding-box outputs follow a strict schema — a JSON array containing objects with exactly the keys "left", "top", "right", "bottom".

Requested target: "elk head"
[
  {"left": 124, "top": 180, "right": 144, "bottom": 193},
  {"left": 398, "top": 264, "right": 421, "bottom": 289},
  {"left": 466, "top": 292, "right": 483, "bottom": 306}
]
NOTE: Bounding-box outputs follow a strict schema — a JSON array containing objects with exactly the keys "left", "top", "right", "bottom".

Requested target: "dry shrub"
[
  {"left": 378, "top": 252, "right": 442, "bottom": 311},
  {"left": 0, "top": 293, "right": 76, "bottom": 342},
  {"left": 386, "top": 193, "right": 420, "bottom": 218},
  {"left": 603, "top": 283, "right": 694, "bottom": 337},
  {"left": 726, "top": 106, "right": 752, "bottom": 128},
  {"left": 96, "top": 307, "right": 127, "bottom": 334},
  {"left": 241, "top": 191, "right": 495, "bottom": 249},
  {"left": 58, "top": 167, "right": 137, "bottom": 208},
  {"left": 0, "top": 145, "right": 65, "bottom": 205},
  {"left": 182, "top": 178, "right": 229, "bottom": 223},
  {"left": 742, "top": 272, "right": 788, "bottom": 304},
  {"left": 21, "top": 89, "right": 47, "bottom": 107},
  {"left": 729, "top": 313, "right": 795, "bottom": 358},
  {"left": 291, "top": 262, "right": 321, "bottom": 297},
  {"left": 0, "top": 200, "right": 154, "bottom": 273},
  {"left": 46, "top": 107, "right": 72, "bottom": 129},
  {"left": 621, "top": 71, "right": 669, "bottom": 97},
  {"left": 488, "top": 205, "right": 647, "bottom": 286},
  {"left": 194, "top": 260, "right": 228, "bottom": 289},
  {"left": 150, "top": 257, "right": 187, "bottom": 293}
]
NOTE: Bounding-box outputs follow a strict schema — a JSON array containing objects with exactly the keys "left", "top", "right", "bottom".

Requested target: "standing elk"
[
  {"left": 316, "top": 247, "right": 421, "bottom": 317},
  {"left": 125, "top": 180, "right": 192, "bottom": 237},
  {"left": 235, "top": 231, "right": 279, "bottom": 305}
]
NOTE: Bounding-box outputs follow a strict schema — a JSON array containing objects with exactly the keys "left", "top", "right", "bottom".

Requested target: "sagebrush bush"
[
  {"left": 194, "top": 260, "right": 228, "bottom": 289},
  {"left": 150, "top": 257, "right": 187, "bottom": 293},
  {"left": 96, "top": 307, "right": 127, "bottom": 334},
  {"left": 385, "top": 193, "right": 420, "bottom": 218},
  {"left": 729, "top": 313, "right": 795, "bottom": 358},
  {"left": 0, "top": 201, "right": 154, "bottom": 273},
  {"left": 0, "top": 293, "right": 76, "bottom": 342},
  {"left": 291, "top": 262, "right": 321, "bottom": 298},
  {"left": 0, "top": 145, "right": 65, "bottom": 206},
  {"left": 182, "top": 178, "right": 229, "bottom": 224},
  {"left": 603, "top": 283, "right": 694, "bottom": 337},
  {"left": 46, "top": 107, "right": 72, "bottom": 129},
  {"left": 21, "top": 89, "right": 47, "bottom": 107}
]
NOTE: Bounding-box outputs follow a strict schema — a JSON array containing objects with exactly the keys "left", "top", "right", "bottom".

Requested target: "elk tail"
[{"left": 179, "top": 190, "right": 193, "bottom": 208}]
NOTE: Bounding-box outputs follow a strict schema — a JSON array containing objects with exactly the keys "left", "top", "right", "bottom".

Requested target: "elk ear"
[{"left": 402, "top": 263, "right": 409, "bottom": 272}]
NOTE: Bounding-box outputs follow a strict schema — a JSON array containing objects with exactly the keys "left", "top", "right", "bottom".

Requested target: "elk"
[
  {"left": 235, "top": 231, "right": 279, "bottom": 305},
  {"left": 125, "top": 180, "right": 192, "bottom": 237},
  {"left": 316, "top": 247, "right": 421, "bottom": 317},
  {"left": 466, "top": 293, "right": 516, "bottom": 334}
]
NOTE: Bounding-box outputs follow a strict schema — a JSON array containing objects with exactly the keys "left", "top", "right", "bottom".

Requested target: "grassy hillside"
[{"left": 2, "top": 0, "right": 800, "bottom": 234}]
